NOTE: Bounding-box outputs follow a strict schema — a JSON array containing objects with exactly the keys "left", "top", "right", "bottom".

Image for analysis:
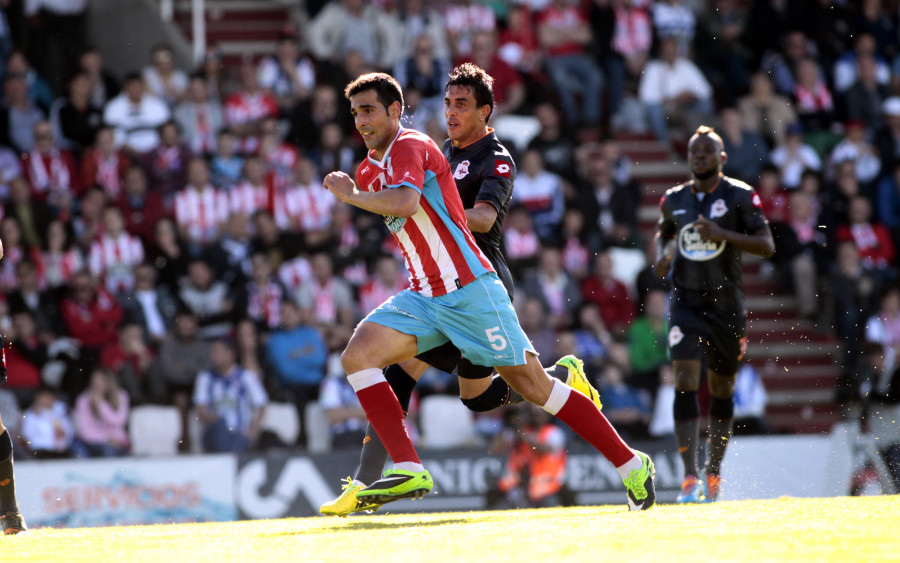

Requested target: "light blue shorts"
[{"left": 362, "top": 273, "right": 536, "bottom": 367}]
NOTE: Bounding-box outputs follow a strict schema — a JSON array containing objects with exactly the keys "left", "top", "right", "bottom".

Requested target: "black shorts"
[
  {"left": 667, "top": 304, "right": 746, "bottom": 376},
  {"left": 415, "top": 341, "right": 494, "bottom": 380}
]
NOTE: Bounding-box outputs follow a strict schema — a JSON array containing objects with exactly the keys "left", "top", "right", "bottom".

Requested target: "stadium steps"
[
  {"left": 626, "top": 137, "right": 844, "bottom": 435},
  {"left": 169, "top": 0, "right": 293, "bottom": 65}
]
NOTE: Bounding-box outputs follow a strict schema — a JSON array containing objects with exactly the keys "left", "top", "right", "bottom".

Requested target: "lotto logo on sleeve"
[{"left": 494, "top": 160, "right": 511, "bottom": 178}]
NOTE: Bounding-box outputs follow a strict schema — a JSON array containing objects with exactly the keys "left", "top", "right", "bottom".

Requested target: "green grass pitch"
[{"left": 5, "top": 496, "right": 898, "bottom": 562}]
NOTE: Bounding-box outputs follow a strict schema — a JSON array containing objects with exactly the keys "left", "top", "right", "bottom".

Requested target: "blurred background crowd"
[{"left": 0, "top": 0, "right": 897, "bottom": 467}]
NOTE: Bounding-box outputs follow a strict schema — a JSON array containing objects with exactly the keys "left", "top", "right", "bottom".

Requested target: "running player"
[
  {"left": 320, "top": 63, "right": 599, "bottom": 516},
  {"left": 323, "top": 72, "right": 655, "bottom": 512},
  {"left": 0, "top": 237, "right": 26, "bottom": 535},
  {"left": 654, "top": 126, "right": 775, "bottom": 503}
]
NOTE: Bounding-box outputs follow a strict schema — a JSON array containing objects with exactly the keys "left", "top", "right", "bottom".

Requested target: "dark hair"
[
  {"left": 344, "top": 72, "right": 404, "bottom": 113},
  {"left": 690, "top": 125, "right": 724, "bottom": 150},
  {"left": 445, "top": 62, "right": 495, "bottom": 121}
]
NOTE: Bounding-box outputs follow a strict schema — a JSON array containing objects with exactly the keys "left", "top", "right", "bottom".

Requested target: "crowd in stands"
[{"left": 0, "top": 0, "right": 897, "bottom": 460}]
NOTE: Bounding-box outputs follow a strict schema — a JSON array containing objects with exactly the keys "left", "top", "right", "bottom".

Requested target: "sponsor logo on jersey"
[
  {"left": 494, "top": 160, "right": 511, "bottom": 178},
  {"left": 709, "top": 199, "right": 727, "bottom": 219},
  {"left": 678, "top": 223, "right": 725, "bottom": 261},
  {"left": 454, "top": 160, "right": 471, "bottom": 179},
  {"left": 668, "top": 325, "right": 684, "bottom": 347},
  {"left": 383, "top": 215, "right": 407, "bottom": 233}
]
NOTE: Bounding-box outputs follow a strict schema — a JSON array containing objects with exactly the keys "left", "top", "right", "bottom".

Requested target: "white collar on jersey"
[{"left": 367, "top": 127, "right": 404, "bottom": 167}]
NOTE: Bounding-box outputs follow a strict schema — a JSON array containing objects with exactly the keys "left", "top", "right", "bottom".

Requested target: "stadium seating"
[
  {"left": 304, "top": 401, "right": 331, "bottom": 453},
  {"left": 129, "top": 405, "right": 182, "bottom": 456},
  {"left": 419, "top": 395, "right": 478, "bottom": 449}
]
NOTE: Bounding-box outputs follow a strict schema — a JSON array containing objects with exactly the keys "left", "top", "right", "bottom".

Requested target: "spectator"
[
  {"left": 71, "top": 368, "right": 130, "bottom": 458},
  {"left": 6, "top": 175, "right": 52, "bottom": 251},
  {"left": 637, "top": 36, "right": 713, "bottom": 145},
  {"left": 81, "top": 126, "right": 132, "bottom": 200},
  {"left": 147, "top": 311, "right": 211, "bottom": 451},
  {"left": 204, "top": 212, "right": 253, "bottom": 289},
  {"left": 768, "top": 123, "right": 822, "bottom": 190},
  {"left": 235, "top": 318, "right": 268, "bottom": 382},
  {"left": 558, "top": 208, "right": 592, "bottom": 280},
  {"left": 842, "top": 53, "right": 890, "bottom": 133},
  {"left": 0, "top": 71, "right": 44, "bottom": 153},
  {"left": 222, "top": 63, "right": 280, "bottom": 156},
  {"left": 737, "top": 71, "right": 797, "bottom": 149},
  {"left": 516, "top": 296, "right": 558, "bottom": 360},
  {"left": 146, "top": 217, "right": 189, "bottom": 293},
  {"left": 464, "top": 30, "right": 525, "bottom": 117},
  {"left": 651, "top": 0, "right": 695, "bottom": 55},
  {"left": 597, "top": 361, "right": 652, "bottom": 440},
  {"left": 266, "top": 301, "right": 327, "bottom": 448},
  {"left": 4, "top": 311, "right": 49, "bottom": 405},
  {"left": 257, "top": 117, "right": 299, "bottom": 191},
  {"left": 88, "top": 206, "right": 145, "bottom": 296},
  {"left": 120, "top": 262, "right": 179, "bottom": 347},
  {"left": 792, "top": 57, "right": 836, "bottom": 133},
  {"left": 755, "top": 163, "right": 789, "bottom": 225},
  {"left": 196, "top": 44, "right": 232, "bottom": 101},
  {"left": 142, "top": 43, "right": 189, "bottom": 108},
  {"left": 875, "top": 97, "right": 900, "bottom": 174},
  {"left": 732, "top": 363, "right": 769, "bottom": 435},
  {"left": 295, "top": 251, "right": 356, "bottom": 342},
  {"left": 571, "top": 301, "right": 616, "bottom": 375},
  {"left": 239, "top": 252, "right": 288, "bottom": 333},
  {"left": 21, "top": 387, "right": 74, "bottom": 459},
  {"left": 580, "top": 250, "right": 634, "bottom": 336},
  {"left": 5, "top": 259, "right": 62, "bottom": 342},
  {"left": 0, "top": 216, "right": 42, "bottom": 293},
  {"left": 865, "top": 285, "right": 900, "bottom": 372},
  {"left": 511, "top": 149, "right": 565, "bottom": 241},
  {"left": 577, "top": 149, "right": 640, "bottom": 248},
  {"left": 208, "top": 129, "right": 244, "bottom": 191},
  {"left": 177, "top": 258, "right": 235, "bottom": 340},
  {"left": 836, "top": 195, "right": 895, "bottom": 282},
  {"left": 394, "top": 34, "right": 449, "bottom": 122},
  {"left": 536, "top": 0, "right": 603, "bottom": 128},
  {"left": 41, "top": 219, "right": 84, "bottom": 290},
  {"left": 830, "top": 120, "right": 882, "bottom": 189},
  {"left": 830, "top": 241, "right": 882, "bottom": 370},
  {"left": 318, "top": 369, "right": 367, "bottom": 449},
  {"left": 174, "top": 158, "right": 230, "bottom": 252},
  {"left": 385, "top": 0, "right": 451, "bottom": 67},
  {"left": 78, "top": 47, "right": 120, "bottom": 109},
  {"left": 51, "top": 70, "right": 102, "bottom": 155},
  {"left": 115, "top": 165, "right": 167, "bottom": 247},
  {"left": 257, "top": 33, "right": 316, "bottom": 114},
  {"left": 194, "top": 337, "right": 268, "bottom": 454},
  {"left": 759, "top": 29, "right": 815, "bottom": 97},
  {"left": 6, "top": 50, "right": 52, "bottom": 113},
  {"left": 627, "top": 288, "right": 670, "bottom": 398},
  {"left": 358, "top": 253, "right": 407, "bottom": 317},
  {"left": 526, "top": 102, "right": 577, "bottom": 181},
  {"left": 60, "top": 270, "right": 124, "bottom": 371},
  {"left": 24, "top": 0, "right": 88, "bottom": 94},
  {"left": 141, "top": 121, "right": 193, "bottom": 203},
  {"left": 832, "top": 32, "right": 890, "bottom": 94},
  {"left": 22, "top": 120, "right": 81, "bottom": 210},
  {"left": 503, "top": 204, "right": 541, "bottom": 279},
  {"left": 285, "top": 84, "right": 349, "bottom": 153},
  {"left": 308, "top": 121, "right": 357, "bottom": 177},
  {"left": 102, "top": 72, "right": 171, "bottom": 156},
  {"left": 494, "top": 405, "right": 568, "bottom": 509},
  {"left": 98, "top": 319, "right": 154, "bottom": 406},
  {"left": 771, "top": 190, "right": 827, "bottom": 320},
  {"left": 174, "top": 74, "right": 224, "bottom": 158},
  {"left": 694, "top": 0, "right": 750, "bottom": 107},
  {"left": 307, "top": 0, "right": 396, "bottom": 69},
  {"left": 0, "top": 144, "right": 23, "bottom": 200},
  {"left": 719, "top": 107, "right": 769, "bottom": 185},
  {"left": 443, "top": 0, "right": 496, "bottom": 60},
  {"left": 229, "top": 155, "right": 269, "bottom": 222},
  {"left": 519, "top": 246, "right": 582, "bottom": 330},
  {"left": 497, "top": 2, "right": 543, "bottom": 80}
]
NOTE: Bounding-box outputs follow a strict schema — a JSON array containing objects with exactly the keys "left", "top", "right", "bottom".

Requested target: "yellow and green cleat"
[
  {"left": 320, "top": 477, "right": 381, "bottom": 517},
  {"left": 556, "top": 355, "right": 602, "bottom": 411}
]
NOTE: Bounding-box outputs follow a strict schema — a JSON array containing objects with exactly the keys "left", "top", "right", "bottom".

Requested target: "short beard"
[{"left": 693, "top": 167, "right": 718, "bottom": 181}]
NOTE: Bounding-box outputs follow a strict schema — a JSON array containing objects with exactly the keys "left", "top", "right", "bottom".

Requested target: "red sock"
[
  {"left": 355, "top": 380, "right": 421, "bottom": 465},
  {"left": 554, "top": 388, "right": 635, "bottom": 467}
]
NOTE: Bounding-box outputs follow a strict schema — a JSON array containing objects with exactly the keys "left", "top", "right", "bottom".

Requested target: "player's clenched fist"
[{"left": 323, "top": 171, "right": 357, "bottom": 203}]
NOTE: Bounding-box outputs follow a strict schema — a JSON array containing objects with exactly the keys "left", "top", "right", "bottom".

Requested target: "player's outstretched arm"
[{"left": 324, "top": 171, "right": 421, "bottom": 218}]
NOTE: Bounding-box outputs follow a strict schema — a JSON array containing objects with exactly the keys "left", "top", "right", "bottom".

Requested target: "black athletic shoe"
[{"left": 1, "top": 511, "right": 26, "bottom": 535}]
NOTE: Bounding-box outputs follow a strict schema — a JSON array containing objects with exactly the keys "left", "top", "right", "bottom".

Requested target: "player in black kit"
[
  {"left": 654, "top": 126, "right": 774, "bottom": 503},
  {"left": 321, "top": 63, "right": 601, "bottom": 516}
]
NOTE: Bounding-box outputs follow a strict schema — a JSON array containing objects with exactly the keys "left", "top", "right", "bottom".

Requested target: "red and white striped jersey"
[
  {"left": 263, "top": 144, "right": 299, "bottom": 190},
  {"left": 278, "top": 256, "right": 312, "bottom": 294},
  {"left": 41, "top": 249, "right": 84, "bottom": 289},
  {"left": 283, "top": 182, "right": 336, "bottom": 233},
  {"left": 229, "top": 181, "right": 267, "bottom": 218},
  {"left": 223, "top": 91, "right": 279, "bottom": 126},
  {"left": 174, "top": 184, "right": 230, "bottom": 244},
  {"left": 89, "top": 232, "right": 145, "bottom": 294},
  {"left": 358, "top": 275, "right": 408, "bottom": 316},
  {"left": 354, "top": 128, "right": 493, "bottom": 297}
]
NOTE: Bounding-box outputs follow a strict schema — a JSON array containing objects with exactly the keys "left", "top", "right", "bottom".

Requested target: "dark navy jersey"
[
  {"left": 443, "top": 130, "right": 516, "bottom": 296},
  {"left": 658, "top": 174, "right": 770, "bottom": 309}
]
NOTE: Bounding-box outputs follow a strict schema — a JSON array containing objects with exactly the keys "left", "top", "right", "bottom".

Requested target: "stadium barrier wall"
[{"left": 16, "top": 432, "right": 861, "bottom": 527}]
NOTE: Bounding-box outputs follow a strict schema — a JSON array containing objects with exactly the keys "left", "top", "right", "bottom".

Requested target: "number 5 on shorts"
[{"left": 485, "top": 327, "right": 507, "bottom": 351}]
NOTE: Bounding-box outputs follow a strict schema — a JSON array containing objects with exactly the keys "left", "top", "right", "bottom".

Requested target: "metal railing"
[{"left": 158, "top": 0, "right": 206, "bottom": 65}]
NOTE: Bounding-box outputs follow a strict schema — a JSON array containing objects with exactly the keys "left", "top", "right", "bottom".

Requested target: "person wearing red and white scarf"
[
  {"left": 837, "top": 194, "right": 895, "bottom": 271},
  {"left": 89, "top": 207, "right": 145, "bottom": 295},
  {"left": 243, "top": 252, "right": 288, "bottom": 331},
  {"left": 295, "top": 252, "right": 356, "bottom": 331},
  {"left": 23, "top": 121, "right": 81, "bottom": 205},
  {"left": 174, "top": 158, "right": 230, "bottom": 248},
  {"left": 80, "top": 126, "right": 131, "bottom": 199}
]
